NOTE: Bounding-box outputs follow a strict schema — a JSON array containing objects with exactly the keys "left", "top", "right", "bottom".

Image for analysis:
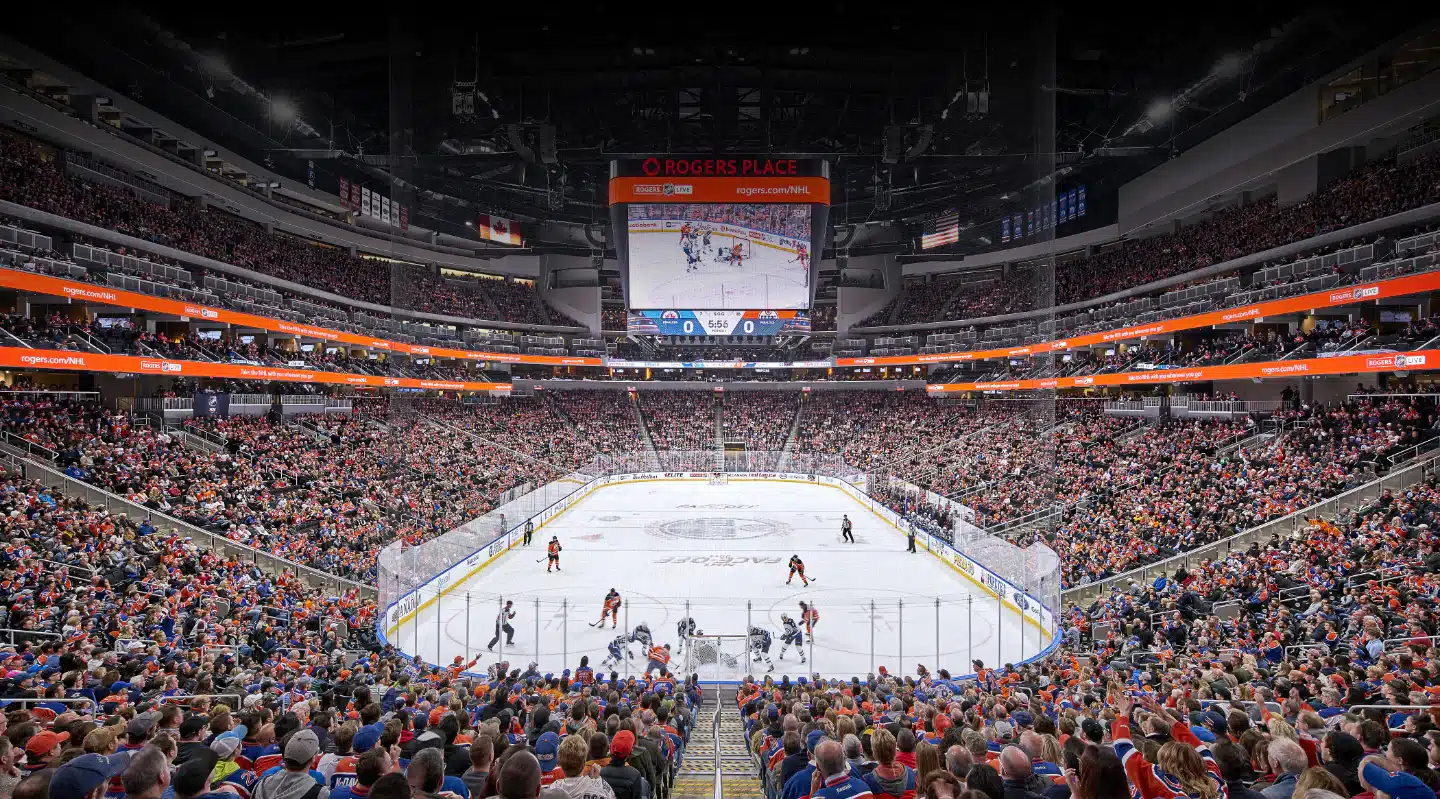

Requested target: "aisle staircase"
[
  {"left": 777, "top": 399, "right": 805, "bottom": 470},
  {"left": 634, "top": 394, "right": 659, "bottom": 454},
  {"left": 673, "top": 690, "right": 763, "bottom": 799},
  {"left": 713, "top": 395, "right": 726, "bottom": 470}
]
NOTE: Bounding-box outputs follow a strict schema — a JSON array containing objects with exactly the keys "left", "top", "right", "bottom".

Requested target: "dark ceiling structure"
[{"left": 22, "top": 6, "right": 1419, "bottom": 254}]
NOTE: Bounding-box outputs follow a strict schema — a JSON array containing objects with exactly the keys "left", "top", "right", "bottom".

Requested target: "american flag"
[{"left": 921, "top": 210, "right": 960, "bottom": 250}]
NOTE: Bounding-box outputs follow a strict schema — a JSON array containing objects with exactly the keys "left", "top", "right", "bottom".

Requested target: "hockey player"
[
  {"left": 644, "top": 643, "right": 672, "bottom": 677},
  {"left": 547, "top": 536, "right": 562, "bottom": 572},
  {"left": 730, "top": 242, "right": 746, "bottom": 265},
  {"left": 601, "top": 634, "right": 632, "bottom": 669},
  {"left": 702, "top": 228, "right": 713, "bottom": 253},
  {"left": 800, "top": 601, "right": 819, "bottom": 639},
  {"left": 792, "top": 243, "right": 809, "bottom": 264},
  {"left": 630, "top": 622, "right": 653, "bottom": 649},
  {"left": 676, "top": 616, "right": 697, "bottom": 654},
  {"left": 749, "top": 626, "right": 774, "bottom": 673},
  {"left": 786, "top": 554, "right": 809, "bottom": 586},
  {"left": 598, "top": 589, "right": 622, "bottom": 628},
  {"left": 682, "top": 236, "right": 700, "bottom": 272},
  {"left": 779, "top": 613, "right": 807, "bottom": 664},
  {"left": 841, "top": 514, "right": 854, "bottom": 543}
]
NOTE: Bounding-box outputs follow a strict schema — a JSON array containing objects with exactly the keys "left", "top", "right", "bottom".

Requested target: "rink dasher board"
[{"left": 377, "top": 471, "right": 1060, "bottom": 670}]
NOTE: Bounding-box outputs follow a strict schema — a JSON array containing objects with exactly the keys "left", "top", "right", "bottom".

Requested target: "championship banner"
[
  {"left": 338, "top": 178, "right": 352, "bottom": 211},
  {"left": 626, "top": 309, "right": 811, "bottom": 336}
]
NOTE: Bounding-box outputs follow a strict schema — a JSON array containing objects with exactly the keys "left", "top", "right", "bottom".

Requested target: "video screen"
[{"left": 626, "top": 203, "right": 811, "bottom": 310}]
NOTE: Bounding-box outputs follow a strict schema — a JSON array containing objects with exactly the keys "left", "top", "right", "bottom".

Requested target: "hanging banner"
[{"left": 192, "top": 391, "right": 231, "bottom": 419}]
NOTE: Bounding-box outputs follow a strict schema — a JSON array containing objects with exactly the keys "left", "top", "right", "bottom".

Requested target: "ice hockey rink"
[
  {"left": 394, "top": 479, "right": 1049, "bottom": 681},
  {"left": 628, "top": 231, "right": 809, "bottom": 310}
]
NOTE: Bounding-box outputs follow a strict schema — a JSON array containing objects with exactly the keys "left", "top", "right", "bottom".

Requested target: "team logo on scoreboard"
[{"left": 661, "top": 310, "right": 680, "bottom": 321}]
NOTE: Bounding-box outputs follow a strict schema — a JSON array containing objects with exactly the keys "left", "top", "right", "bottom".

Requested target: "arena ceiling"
[{"left": 21, "top": 7, "right": 1420, "bottom": 254}]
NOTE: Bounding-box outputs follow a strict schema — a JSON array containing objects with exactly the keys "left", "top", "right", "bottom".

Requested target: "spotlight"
[
  {"left": 270, "top": 98, "right": 297, "bottom": 123},
  {"left": 1213, "top": 54, "right": 1245, "bottom": 78}
]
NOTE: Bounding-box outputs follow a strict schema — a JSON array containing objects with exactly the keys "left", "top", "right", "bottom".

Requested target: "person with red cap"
[
  {"left": 600, "top": 731, "right": 642, "bottom": 799},
  {"left": 23, "top": 729, "right": 68, "bottom": 773}
]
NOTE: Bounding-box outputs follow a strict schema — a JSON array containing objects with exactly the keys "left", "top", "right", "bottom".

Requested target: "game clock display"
[{"left": 627, "top": 309, "right": 811, "bottom": 336}]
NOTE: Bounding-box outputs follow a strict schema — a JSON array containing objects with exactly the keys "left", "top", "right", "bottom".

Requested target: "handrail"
[
  {"left": 159, "top": 693, "right": 243, "bottom": 708},
  {"left": 712, "top": 689, "right": 723, "bottom": 799},
  {"left": 10, "top": 452, "right": 372, "bottom": 598},
  {"left": 1, "top": 697, "right": 98, "bottom": 714},
  {"left": 1063, "top": 447, "right": 1440, "bottom": 603},
  {"left": 1347, "top": 705, "right": 1432, "bottom": 712},
  {"left": 1381, "top": 436, "right": 1440, "bottom": 471},
  {"left": 1384, "top": 635, "right": 1439, "bottom": 650},
  {"left": 0, "top": 629, "right": 60, "bottom": 644}
]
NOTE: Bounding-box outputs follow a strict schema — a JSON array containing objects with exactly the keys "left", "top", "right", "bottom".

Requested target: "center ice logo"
[{"left": 647, "top": 517, "right": 789, "bottom": 540}]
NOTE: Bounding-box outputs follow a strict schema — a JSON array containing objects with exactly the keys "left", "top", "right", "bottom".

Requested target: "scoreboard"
[
  {"left": 626, "top": 309, "right": 812, "bottom": 336},
  {"left": 610, "top": 157, "right": 830, "bottom": 335}
]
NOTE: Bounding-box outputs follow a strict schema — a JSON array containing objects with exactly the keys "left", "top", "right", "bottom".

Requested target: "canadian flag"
[{"left": 477, "top": 214, "right": 522, "bottom": 246}]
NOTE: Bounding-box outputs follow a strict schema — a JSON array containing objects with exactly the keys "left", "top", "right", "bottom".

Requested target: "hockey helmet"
[{"left": 781, "top": 613, "right": 791, "bottom": 621}]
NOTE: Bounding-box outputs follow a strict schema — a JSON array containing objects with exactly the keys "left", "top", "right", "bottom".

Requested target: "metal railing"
[
  {"left": 159, "top": 693, "right": 243, "bottom": 708},
  {"left": 0, "top": 629, "right": 59, "bottom": 645},
  {"left": 2, "top": 431, "right": 57, "bottom": 461},
  {"left": 1063, "top": 449, "right": 1440, "bottom": 605},
  {"left": 1, "top": 697, "right": 98, "bottom": 714},
  {"left": 712, "top": 692, "right": 723, "bottom": 799}
]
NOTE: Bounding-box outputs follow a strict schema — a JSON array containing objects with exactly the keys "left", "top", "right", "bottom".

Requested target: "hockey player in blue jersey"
[
  {"left": 630, "top": 622, "right": 653, "bottom": 649},
  {"left": 779, "top": 614, "right": 807, "bottom": 664},
  {"left": 683, "top": 238, "right": 700, "bottom": 272},
  {"left": 600, "top": 634, "right": 631, "bottom": 670},
  {"left": 676, "top": 616, "right": 697, "bottom": 655},
  {"left": 749, "top": 626, "right": 774, "bottom": 673}
]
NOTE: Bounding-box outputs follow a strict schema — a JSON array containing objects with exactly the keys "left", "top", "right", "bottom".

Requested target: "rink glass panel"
[{"left": 376, "top": 452, "right": 1060, "bottom": 681}]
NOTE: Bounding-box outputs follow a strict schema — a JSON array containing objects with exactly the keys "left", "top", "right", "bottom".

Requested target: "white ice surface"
[
  {"left": 628, "top": 230, "right": 809, "bottom": 310},
  {"left": 400, "top": 480, "right": 1043, "bottom": 680}
]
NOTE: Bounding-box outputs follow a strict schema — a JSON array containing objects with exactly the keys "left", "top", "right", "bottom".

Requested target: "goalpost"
[
  {"left": 709, "top": 473, "right": 729, "bottom": 486},
  {"left": 683, "top": 633, "right": 753, "bottom": 683}
]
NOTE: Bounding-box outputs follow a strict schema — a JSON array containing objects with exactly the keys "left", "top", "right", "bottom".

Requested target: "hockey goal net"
[
  {"left": 709, "top": 473, "right": 729, "bottom": 485},
  {"left": 682, "top": 634, "right": 750, "bottom": 682}
]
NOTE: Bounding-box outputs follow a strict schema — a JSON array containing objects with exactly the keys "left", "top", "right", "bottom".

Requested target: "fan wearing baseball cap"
[
  {"left": 23, "top": 730, "right": 68, "bottom": 772},
  {"left": 534, "top": 732, "right": 563, "bottom": 787},
  {"left": 47, "top": 751, "right": 133, "bottom": 799},
  {"left": 252, "top": 730, "right": 328, "bottom": 799}
]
